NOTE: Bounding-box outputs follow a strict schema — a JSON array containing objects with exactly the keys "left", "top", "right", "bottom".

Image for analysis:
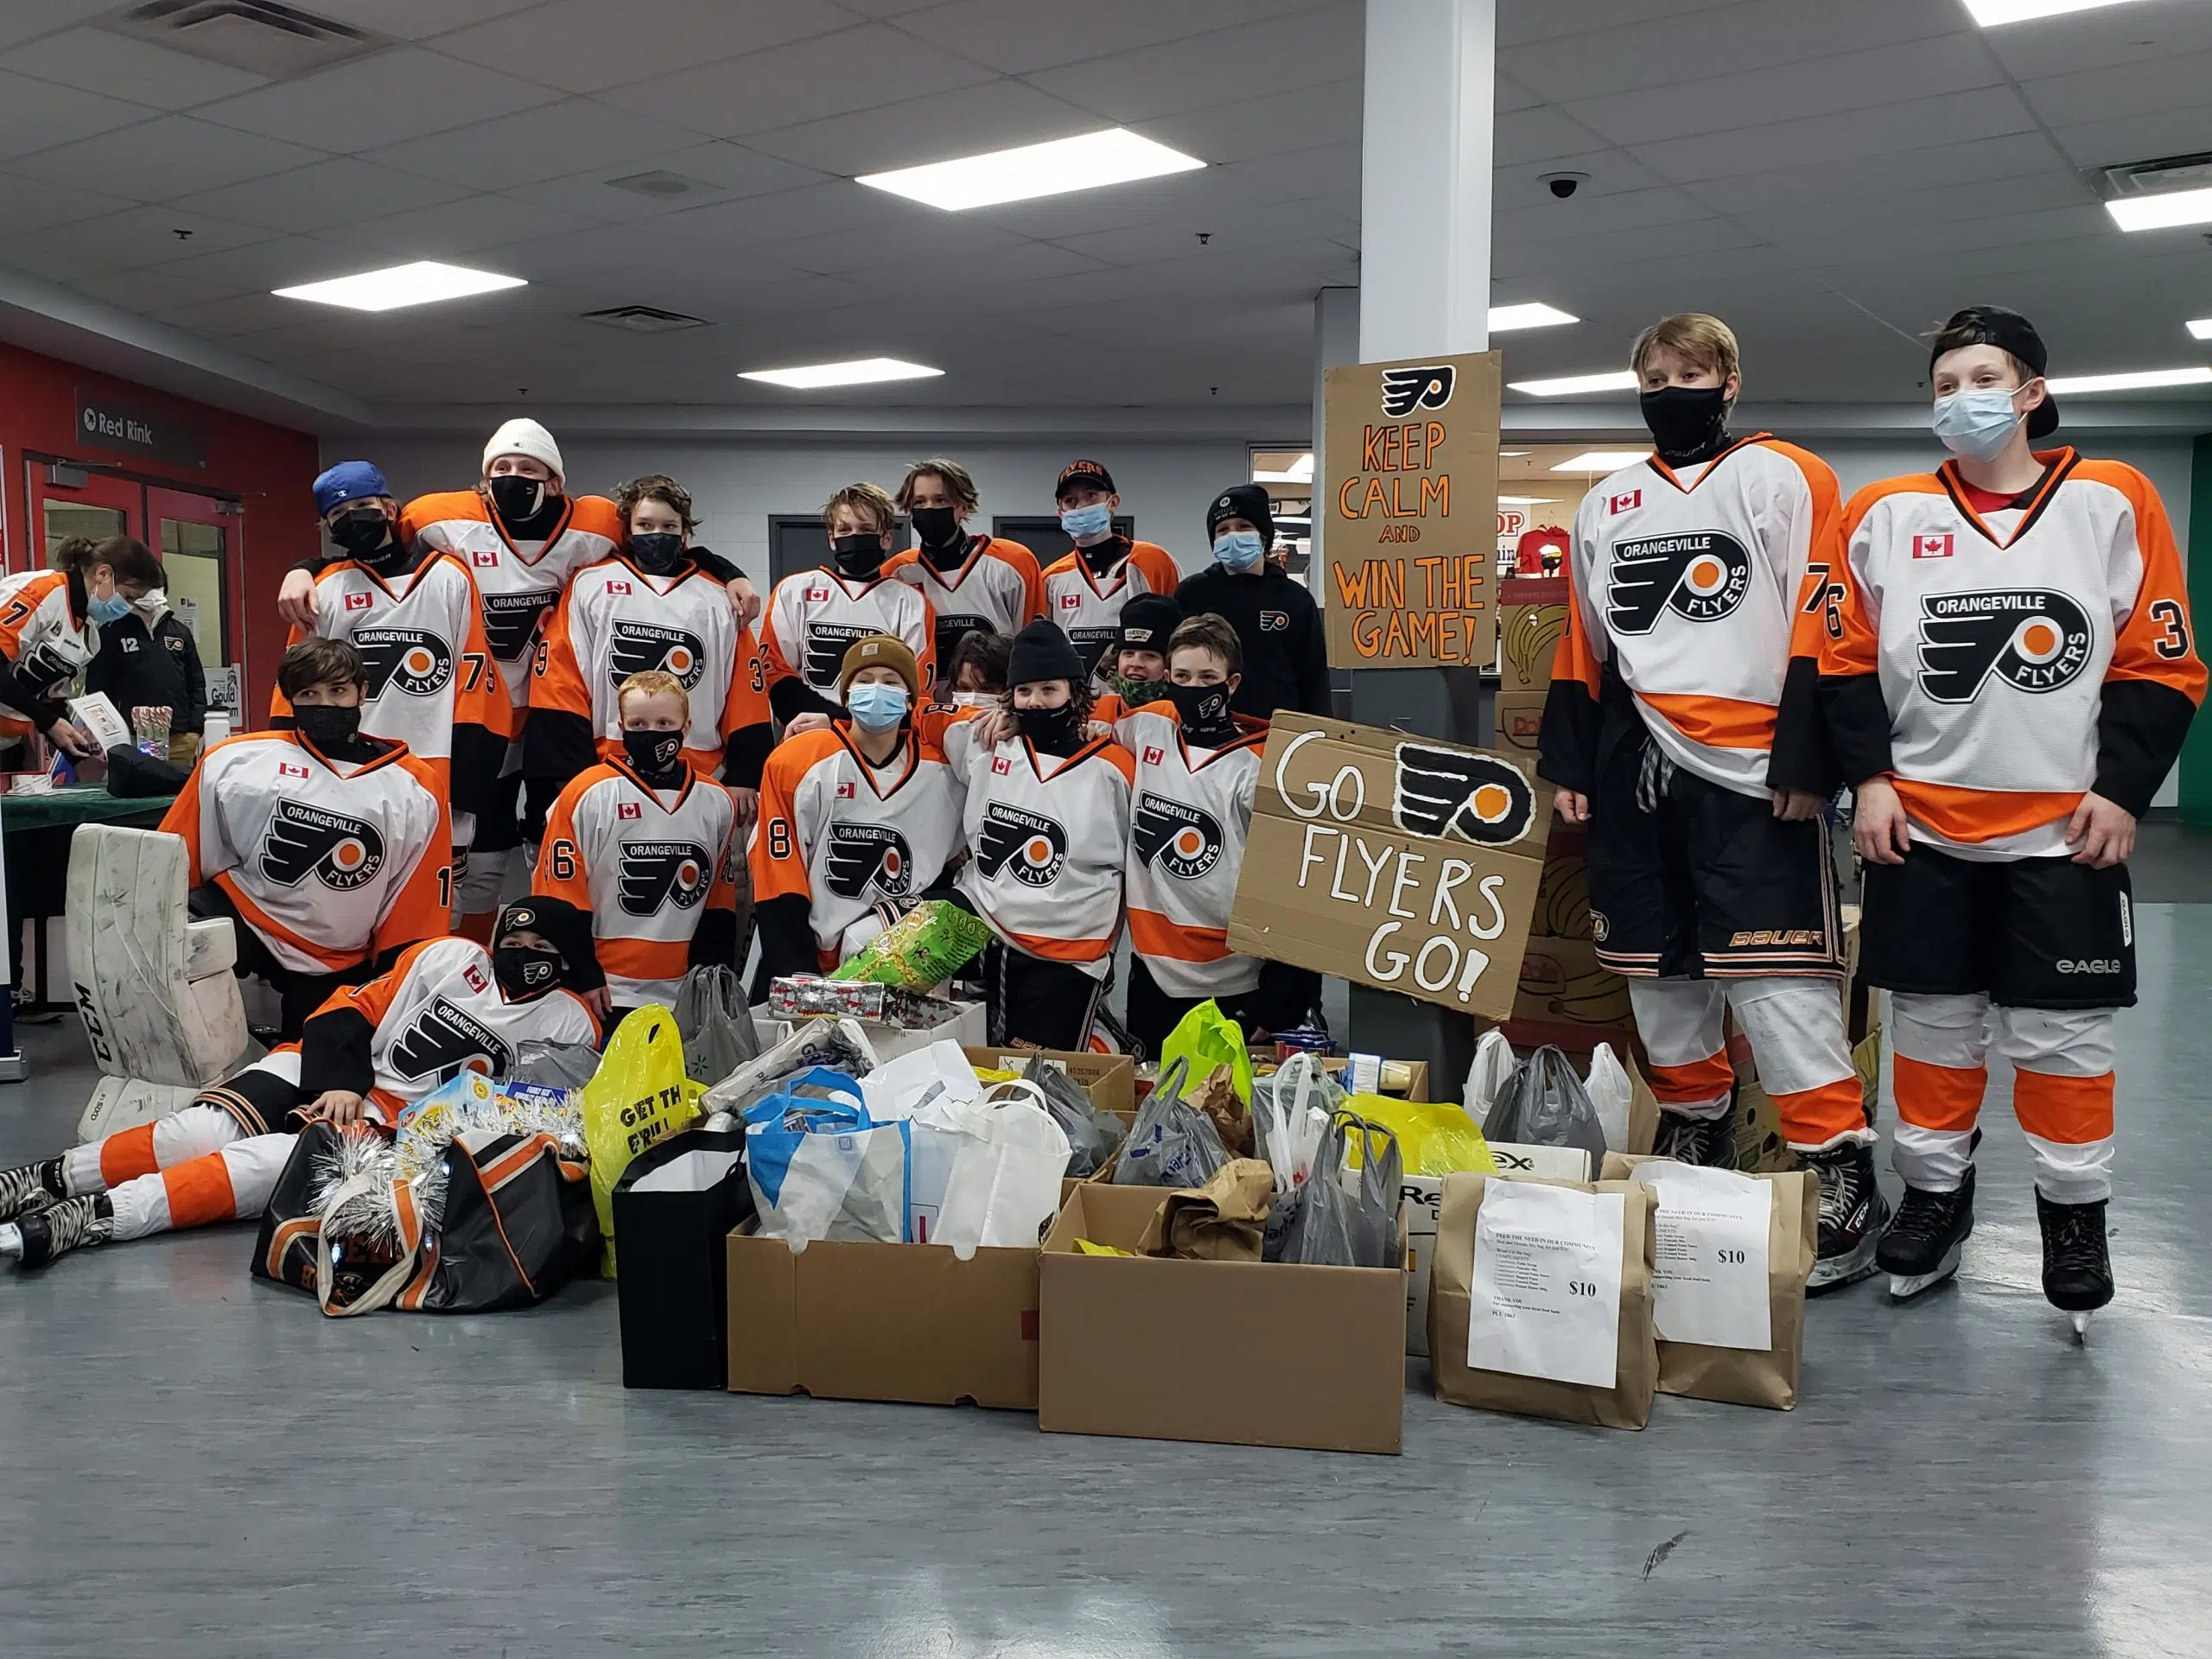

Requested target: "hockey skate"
[
  {"left": 2037, "top": 1192, "right": 2113, "bottom": 1343},
  {"left": 1, "top": 1194, "right": 115, "bottom": 1269},
  {"left": 0, "top": 1158, "right": 61, "bottom": 1224},
  {"left": 1802, "top": 1140, "right": 1888, "bottom": 1294},
  {"left": 1876, "top": 1166, "right": 1975, "bottom": 1300},
  {"left": 1652, "top": 1103, "right": 1736, "bottom": 1168}
]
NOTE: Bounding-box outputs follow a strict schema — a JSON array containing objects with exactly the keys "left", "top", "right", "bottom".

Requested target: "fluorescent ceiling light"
[
  {"left": 1964, "top": 0, "right": 2149, "bottom": 24},
  {"left": 1489, "top": 302, "right": 1578, "bottom": 333},
  {"left": 2189, "top": 319, "right": 2212, "bottom": 340},
  {"left": 1508, "top": 370, "right": 1639, "bottom": 397},
  {"left": 857, "top": 128, "right": 1203, "bottom": 211},
  {"left": 2106, "top": 187, "right": 2212, "bottom": 232},
  {"left": 1498, "top": 450, "right": 1531, "bottom": 457},
  {"left": 1497, "top": 495, "right": 1558, "bottom": 505},
  {"left": 740, "top": 357, "right": 943, "bottom": 389},
  {"left": 1552, "top": 450, "right": 1650, "bottom": 473},
  {"left": 271, "top": 259, "right": 524, "bottom": 312},
  {"left": 2044, "top": 365, "right": 2212, "bottom": 394}
]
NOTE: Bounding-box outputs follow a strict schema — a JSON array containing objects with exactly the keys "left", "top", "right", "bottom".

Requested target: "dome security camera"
[{"left": 1541, "top": 171, "right": 1589, "bottom": 200}]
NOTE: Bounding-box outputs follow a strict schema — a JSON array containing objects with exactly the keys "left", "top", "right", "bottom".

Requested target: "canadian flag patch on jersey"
[
  {"left": 1144, "top": 746, "right": 1165, "bottom": 765},
  {"left": 473, "top": 549, "right": 498, "bottom": 567},
  {"left": 1058, "top": 594, "right": 1080, "bottom": 610},
  {"left": 344, "top": 591, "right": 373, "bottom": 611},
  {"left": 464, "top": 963, "right": 489, "bottom": 993},
  {"left": 1609, "top": 489, "right": 1643, "bottom": 514},
  {"left": 1913, "top": 533, "right": 1955, "bottom": 560},
  {"left": 277, "top": 761, "right": 308, "bottom": 779},
  {"left": 991, "top": 755, "right": 1013, "bottom": 774},
  {"left": 607, "top": 579, "right": 632, "bottom": 596},
  {"left": 836, "top": 781, "right": 856, "bottom": 798},
  {"left": 617, "top": 802, "right": 642, "bottom": 821},
  {"left": 807, "top": 586, "right": 830, "bottom": 602}
]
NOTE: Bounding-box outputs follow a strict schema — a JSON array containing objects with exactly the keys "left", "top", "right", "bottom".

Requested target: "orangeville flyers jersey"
[
  {"left": 1796, "top": 451, "right": 2205, "bottom": 859},
  {"left": 955, "top": 734, "right": 1135, "bottom": 978},
  {"left": 1041, "top": 541, "right": 1182, "bottom": 679},
  {"left": 884, "top": 537, "right": 1045, "bottom": 662},
  {"left": 400, "top": 491, "right": 624, "bottom": 714},
  {"left": 1116, "top": 707, "right": 1268, "bottom": 999},
  {"left": 161, "top": 731, "right": 451, "bottom": 976},
  {"left": 761, "top": 568, "right": 935, "bottom": 695},
  {"left": 752, "top": 725, "right": 963, "bottom": 962},
  {"left": 531, "top": 555, "right": 770, "bottom": 772},
  {"left": 0, "top": 571, "right": 93, "bottom": 734},
  {"left": 310, "top": 938, "right": 600, "bottom": 1119},
  {"left": 536, "top": 760, "right": 741, "bottom": 1005},
  {"left": 1551, "top": 436, "right": 1840, "bottom": 797}
]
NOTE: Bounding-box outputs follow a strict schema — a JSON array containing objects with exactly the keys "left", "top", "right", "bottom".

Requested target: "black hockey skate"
[
  {"left": 3, "top": 1193, "right": 114, "bottom": 1268},
  {"left": 1876, "top": 1166, "right": 1974, "bottom": 1300},
  {"left": 1653, "top": 1104, "right": 1735, "bottom": 1168},
  {"left": 0, "top": 1157, "right": 61, "bottom": 1223},
  {"left": 2037, "top": 1192, "right": 2113, "bottom": 1342},
  {"left": 1803, "top": 1140, "right": 1888, "bottom": 1294}
]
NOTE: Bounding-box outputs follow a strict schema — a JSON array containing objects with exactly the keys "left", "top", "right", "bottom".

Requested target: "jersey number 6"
[{"left": 549, "top": 838, "right": 578, "bottom": 881}]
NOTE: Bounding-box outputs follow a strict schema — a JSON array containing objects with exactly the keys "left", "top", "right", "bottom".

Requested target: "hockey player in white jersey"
[
  {"left": 760, "top": 482, "right": 936, "bottom": 725},
  {"left": 1041, "top": 460, "right": 1183, "bottom": 683},
  {"left": 0, "top": 533, "right": 164, "bottom": 758},
  {"left": 0, "top": 898, "right": 601, "bottom": 1271},
  {"left": 883, "top": 457, "right": 1043, "bottom": 664}
]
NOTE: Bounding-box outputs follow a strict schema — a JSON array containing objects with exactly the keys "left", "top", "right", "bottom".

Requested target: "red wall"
[{"left": 0, "top": 340, "right": 321, "bottom": 712}]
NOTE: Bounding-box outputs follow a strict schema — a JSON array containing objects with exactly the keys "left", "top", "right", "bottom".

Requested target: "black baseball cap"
[
  {"left": 1055, "top": 459, "right": 1115, "bottom": 500},
  {"left": 1931, "top": 305, "right": 2060, "bottom": 441}
]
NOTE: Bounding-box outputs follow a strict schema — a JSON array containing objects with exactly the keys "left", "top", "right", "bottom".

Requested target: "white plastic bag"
[
  {"left": 1465, "top": 1028, "right": 1516, "bottom": 1128},
  {"left": 1253, "top": 1052, "right": 1332, "bottom": 1198},
  {"left": 861, "top": 1039, "right": 982, "bottom": 1122},
  {"left": 1586, "top": 1042, "right": 1634, "bottom": 1153},
  {"left": 929, "top": 1080, "right": 1071, "bottom": 1257}
]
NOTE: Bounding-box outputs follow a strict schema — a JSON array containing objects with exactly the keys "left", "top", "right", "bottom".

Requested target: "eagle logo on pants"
[
  {"left": 352, "top": 626, "right": 453, "bottom": 697},
  {"left": 803, "top": 623, "right": 876, "bottom": 690},
  {"left": 1604, "top": 531, "right": 1752, "bottom": 634},
  {"left": 1916, "top": 588, "right": 2094, "bottom": 702},
  {"left": 976, "top": 803, "right": 1067, "bottom": 887},
  {"left": 482, "top": 592, "right": 550, "bottom": 664},
  {"left": 823, "top": 823, "right": 914, "bottom": 900},
  {"left": 617, "top": 839, "right": 713, "bottom": 915},
  {"left": 610, "top": 620, "right": 709, "bottom": 690},
  {"left": 1133, "top": 791, "right": 1224, "bottom": 880},
  {"left": 386, "top": 997, "right": 512, "bottom": 1084},
  {"left": 1392, "top": 745, "right": 1537, "bottom": 846},
  {"left": 259, "top": 801, "right": 386, "bottom": 890}
]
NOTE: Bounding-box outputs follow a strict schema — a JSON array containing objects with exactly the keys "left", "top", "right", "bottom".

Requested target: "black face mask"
[
  {"left": 627, "top": 532, "right": 685, "bottom": 575},
  {"left": 329, "top": 508, "right": 393, "bottom": 557},
  {"left": 1639, "top": 385, "right": 1731, "bottom": 464},
  {"left": 910, "top": 506, "right": 962, "bottom": 551},
  {"left": 830, "top": 532, "right": 886, "bottom": 579},
  {"left": 623, "top": 727, "right": 684, "bottom": 780},
  {"left": 1016, "top": 702, "right": 1084, "bottom": 755},
  {"left": 486, "top": 474, "right": 562, "bottom": 529},
  {"left": 294, "top": 703, "right": 361, "bottom": 753},
  {"left": 1166, "top": 680, "right": 1235, "bottom": 740},
  {"left": 492, "top": 944, "right": 563, "bottom": 1001}
]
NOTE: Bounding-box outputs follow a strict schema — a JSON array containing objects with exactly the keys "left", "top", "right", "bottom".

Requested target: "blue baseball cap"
[{"left": 313, "top": 460, "right": 392, "bottom": 517}]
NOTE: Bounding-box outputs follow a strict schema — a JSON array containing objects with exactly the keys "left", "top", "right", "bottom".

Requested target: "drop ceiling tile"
[
  {"left": 72, "top": 266, "right": 241, "bottom": 315},
  {"left": 0, "top": 0, "right": 115, "bottom": 54},
  {"left": 156, "top": 233, "right": 380, "bottom": 295},
  {"left": 0, "top": 28, "right": 269, "bottom": 109},
  {"left": 152, "top": 291, "right": 320, "bottom": 338},
  {"left": 318, "top": 192, "right": 601, "bottom": 257},
  {"left": 295, "top": 0, "right": 550, "bottom": 39},
  {"left": 1022, "top": 1, "right": 1359, "bottom": 123},
  {"left": 0, "top": 68, "right": 158, "bottom": 161},
  {"left": 0, "top": 168, "right": 133, "bottom": 233},
  {"left": 1047, "top": 204, "right": 1355, "bottom": 265},
  {"left": 10, "top": 114, "right": 324, "bottom": 200},
  {"left": 743, "top": 78, "right": 1101, "bottom": 176},
  {"left": 898, "top": 0, "right": 1319, "bottom": 75},
  {"left": 8, "top": 204, "right": 276, "bottom": 280},
  {"left": 1681, "top": 131, "right": 2068, "bottom": 216},
  {"left": 195, "top": 48, "right": 562, "bottom": 153},
  {"left": 1132, "top": 79, "right": 1359, "bottom": 167},
  {"left": 770, "top": 214, "right": 1027, "bottom": 274},
  {"left": 2049, "top": 107, "right": 2212, "bottom": 170},
  {"left": 168, "top": 157, "right": 474, "bottom": 232},
  {"left": 652, "top": 179, "right": 906, "bottom": 248},
  {"left": 432, "top": 0, "right": 855, "bottom": 95},
  {"left": 1494, "top": 185, "right": 1722, "bottom": 247},
  {"left": 599, "top": 23, "right": 996, "bottom": 139},
  {"left": 2019, "top": 48, "right": 2212, "bottom": 130},
  {"left": 1978, "top": 5, "right": 2212, "bottom": 80},
  {"left": 1633, "top": 86, "right": 2038, "bottom": 184},
  {"left": 365, "top": 99, "right": 707, "bottom": 192},
  {"left": 501, "top": 143, "right": 828, "bottom": 222},
  {"left": 1494, "top": 105, "right": 1610, "bottom": 168}
]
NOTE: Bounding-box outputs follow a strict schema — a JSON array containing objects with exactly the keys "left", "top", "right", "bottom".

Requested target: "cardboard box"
[
  {"left": 1493, "top": 688, "right": 1546, "bottom": 760},
  {"left": 725, "top": 1225, "right": 1039, "bottom": 1409},
  {"left": 1499, "top": 601, "right": 1569, "bottom": 691},
  {"left": 1039, "top": 1184, "right": 1407, "bottom": 1454},
  {"left": 1529, "top": 822, "right": 1592, "bottom": 942},
  {"left": 963, "top": 1046, "right": 1135, "bottom": 1116},
  {"left": 1513, "top": 934, "right": 1632, "bottom": 1030},
  {"left": 1280, "top": 1055, "right": 1432, "bottom": 1103}
]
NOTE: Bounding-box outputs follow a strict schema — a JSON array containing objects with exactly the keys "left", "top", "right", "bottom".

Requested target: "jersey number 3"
[{"left": 2150, "top": 598, "right": 2192, "bottom": 661}]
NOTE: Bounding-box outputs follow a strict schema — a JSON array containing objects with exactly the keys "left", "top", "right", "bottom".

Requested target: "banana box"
[
  {"left": 1510, "top": 934, "right": 1632, "bottom": 1032},
  {"left": 1529, "top": 821, "right": 1592, "bottom": 942},
  {"left": 1493, "top": 689, "right": 1545, "bottom": 760},
  {"left": 1500, "top": 601, "right": 1568, "bottom": 692}
]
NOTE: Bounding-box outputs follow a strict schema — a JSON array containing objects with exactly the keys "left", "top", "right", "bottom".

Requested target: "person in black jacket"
[
  {"left": 1174, "top": 484, "right": 1331, "bottom": 720},
  {"left": 84, "top": 585, "right": 207, "bottom": 759}
]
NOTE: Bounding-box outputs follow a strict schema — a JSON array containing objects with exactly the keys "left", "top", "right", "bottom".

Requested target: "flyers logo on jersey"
[
  {"left": 609, "top": 620, "right": 708, "bottom": 690},
  {"left": 1392, "top": 745, "right": 1537, "bottom": 847},
  {"left": 1916, "top": 588, "right": 2094, "bottom": 703},
  {"left": 1604, "top": 531, "right": 1752, "bottom": 635},
  {"left": 976, "top": 803, "right": 1068, "bottom": 887},
  {"left": 352, "top": 626, "right": 453, "bottom": 697},
  {"left": 1609, "top": 489, "right": 1643, "bottom": 515},
  {"left": 343, "top": 590, "right": 375, "bottom": 611},
  {"left": 1380, "top": 364, "right": 1455, "bottom": 417},
  {"left": 387, "top": 997, "right": 511, "bottom": 1084},
  {"left": 17, "top": 643, "right": 80, "bottom": 694},
  {"left": 802, "top": 622, "right": 875, "bottom": 690},
  {"left": 1133, "top": 791, "right": 1224, "bottom": 881},
  {"left": 1912, "top": 533, "right": 1955, "bottom": 561},
  {"left": 481, "top": 592, "right": 550, "bottom": 661},
  {"left": 617, "top": 839, "right": 714, "bottom": 915},
  {"left": 259, "top": 801, "right": 385, "bottom": 891},
  {"left": 823, "top": 822, "right": 914, "bottom": 900}
]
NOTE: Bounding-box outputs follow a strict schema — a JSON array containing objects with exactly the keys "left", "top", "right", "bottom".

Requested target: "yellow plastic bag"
[
  {"left": 1344, "top": 1092, "right": 1497, "bottom": 1177},
  {"left": 581, "top": 1006, "right": 700, "bottom": 1276},
  {"left": 1160, "top": 998, "right": 1255, "bottom": 1104}
]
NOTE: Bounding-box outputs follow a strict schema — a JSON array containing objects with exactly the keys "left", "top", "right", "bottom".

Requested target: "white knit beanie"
[{"left": 482, "top": 417, "right": 563, "bottom": 480}]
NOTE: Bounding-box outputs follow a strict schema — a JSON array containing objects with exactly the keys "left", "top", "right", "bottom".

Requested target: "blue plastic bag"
[{"left": 742, "top": 1071, "right": 912, "bottom": 1246}]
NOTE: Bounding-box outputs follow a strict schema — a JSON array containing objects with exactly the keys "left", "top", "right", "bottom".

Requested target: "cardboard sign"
[
  {"left": 1226, "top": 712, "right": 1550, "bottom": 1020},
  {"left": 1321, "top": 349, "right": 1502, "bottom": 670}
]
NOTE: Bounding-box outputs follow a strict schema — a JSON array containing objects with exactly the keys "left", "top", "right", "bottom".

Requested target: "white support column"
[{"left": 1311, "top": 284, "right": 1359, "bottom": 578}]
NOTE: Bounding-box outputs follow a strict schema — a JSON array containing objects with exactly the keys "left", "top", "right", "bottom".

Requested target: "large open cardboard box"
[
  {"left": 963, "top": 1046, "right": 1136, "bottom": 1116},
  {"left": 1039, "top": 1183, "right": 1407, "bottom": 1455}
]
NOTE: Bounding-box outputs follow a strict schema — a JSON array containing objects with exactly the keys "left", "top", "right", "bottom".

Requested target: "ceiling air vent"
[
  {"left": 2095, "top": 150, "right": 2212, "bottom": 201},
  {"left": 99, "top": 1, "right": 383, "bottom": 78},
  {"left": 581, "top": 306, "right": 712, "bottom": 334},
  {"left": 606, "top": 170, "right": 721, "bottom": 200}
]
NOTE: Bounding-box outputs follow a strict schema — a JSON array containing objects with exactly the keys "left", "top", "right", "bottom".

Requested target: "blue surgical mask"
[
  {"left": 1931, "top": 387, "right": 2021, "bottom": 464},
  {"left": 88, "top": 592, "right": 132, "bottom": 625},
  {"left": 1212, "top": 529, "right": 1265, "bottom": 570},
  {"left": 847, "top": 682, "right": 909, "bottom": 733},
  {"left": 1059, "top": 502, "right": 1114, "bottom": 541}
]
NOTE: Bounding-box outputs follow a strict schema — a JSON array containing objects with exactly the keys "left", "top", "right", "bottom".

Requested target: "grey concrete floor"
[{"left": 5, "top": 912, "right": 2212, "bottom": 1658}]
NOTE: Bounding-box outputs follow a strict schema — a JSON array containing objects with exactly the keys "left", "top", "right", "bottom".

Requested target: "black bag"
[
  {"left": 105, "top": 743, "right": 192, "bottom": 798},
  {"left": 611, "top": 1126, "right": 755, "bottom": 1389}
]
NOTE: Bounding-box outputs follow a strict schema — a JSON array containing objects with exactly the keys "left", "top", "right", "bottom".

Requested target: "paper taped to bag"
[
  {"left": 1399, "top": 1141, "right": 1589, "bottom": 1358},
  {"left": 1226, "top": 713, "right": 1550, "bottom": 1020},
  {"left": 1468, "top": 1180, "right": 1624, "bottom": 1388},
  {"left": 1639, "top": 1161, "right": 1772, "bottom": 1351}
]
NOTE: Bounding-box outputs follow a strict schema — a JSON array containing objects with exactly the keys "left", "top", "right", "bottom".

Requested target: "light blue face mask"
[
  {"left": 846, "top": 681, "right": 909, "bottom": 733},
  {"left": 1059, "top": 501, "right": 1114, "bottom": 540},
  {"left": 1212, "top": 529, "right": 1266, "bottom": 570},
  {"left": 1931, "top": 387, "right": 2021, "bottom": 464},
  {"left": 87, "top": 592, "right": 132, "bottom": 625}
]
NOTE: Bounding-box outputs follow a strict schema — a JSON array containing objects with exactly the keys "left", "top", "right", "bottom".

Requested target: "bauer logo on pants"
[
  {"left": 617, "top": 839, "right": 713, "bottom": 914},
  {"left": 259, "top": 801, "right": 385, "bottom": 890},
  {"left": 1392, "top": 744, "right": 1537, "bottom": 847},
  {"left": 976, "top": 802, "right": 1067, "bottom": 887},
  {"left": 822, "top": 822, "right": 913, "bottom": 900},
  {"left": 1916, "top": 588, "right": 2093, "bottom": 702},
  {"left": 1134, "top": 791, "right": 1224, "bottom": 880},
  {"left": 1604, "top": 531, "right": 1752, "bottom": 634}
]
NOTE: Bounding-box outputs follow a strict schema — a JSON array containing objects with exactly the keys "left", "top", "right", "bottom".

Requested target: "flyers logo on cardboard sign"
[
  {"left": 1391, "top": 744, "right": 1538, "bottom": 848},
  {"left": 1380, "top": 364, "right": 1455, "bottom": 417}
]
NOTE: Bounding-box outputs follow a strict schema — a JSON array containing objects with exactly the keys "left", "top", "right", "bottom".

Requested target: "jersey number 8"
[{"left": 767, "top": 817, "right": 792, "bottom": 860}]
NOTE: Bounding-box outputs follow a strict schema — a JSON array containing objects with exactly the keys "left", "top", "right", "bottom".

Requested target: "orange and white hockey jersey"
[
  {"left": 1546, "top": 436, "right": 1841, "bottom": 797},
  {"left": 160, "top": 731, "right": 452, "bottom": 976},
  {"left": 1116, "top": 706, "right": 1268, "bottom": 1000},
  {"left": 884, "top": 537, "right": 1044, "bottom": 663},
  {"left": 1040, "top": 539, "right": 1182, "bottom": 681},
  {"left": 760, "top": 567, "right": 936, "bottom": 696},
  {"left": 955, "top": 734, "right": 1135, "bottom": 978},
  {"left": 1784, "top": 450, "right": 2206, "bottom": 859},
  {"left": 531, "top": 553, "right": 771, "bottom": 776},
  {"left": 536, "top": 760, "right": 742, "bottom": 1006},
  {"left": 752, "top": 724, "right": 965, "bottom": 963},
  {"left": 0, "top": 570, "right": 95, "bottom": 739}
]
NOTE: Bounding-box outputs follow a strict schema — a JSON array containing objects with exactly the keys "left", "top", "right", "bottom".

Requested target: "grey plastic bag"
[
  {"left": 508, "top": 1039, "right": 601, "bottom": 1092},
  {"left": 1023, "top": 1052, "right": 1125, "bottom": 1178},
  {"left": 1275, "top": 1109, "right": 1402, "bottom": 1268},
  {"left": 673, "top": 965, "right": 760, "bottom": 1086},
  {"left": 1112, "top": 1059, "right": 1229, "bottom": 1188},
  {"left": 1484, "top": 1044, "right": 1609, "bottom": 1171}
]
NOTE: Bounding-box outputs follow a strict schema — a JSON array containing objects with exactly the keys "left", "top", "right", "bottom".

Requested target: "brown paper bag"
[
  {"left": 1136, "top": 1159, "right": 1275, "bottom": 1262},
  {"left": 1602, "top": 1153, "right": 1817, "bottom": 1409},
  {"left": 1428, "top": 1174, "right": 1657, "bottom": 1430},
  {"left": 1193, "top": 1064, "right": 1255, "bottom": 1157}
]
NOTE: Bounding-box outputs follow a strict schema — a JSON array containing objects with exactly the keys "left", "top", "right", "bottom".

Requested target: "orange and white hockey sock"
[
  {"left": 63, "top": 1103, "right": 245, "bottom": 1198},
  {"left": 1629, "top": 979, "right": 1732, "bottom": 1121},
  {"left": 1890, "top": 992, "right": 1991, "bottom": 1193},
  {"left": 1726, "top": 976, "right": 1866, "bottom": 1152},
  {"left": 1998, "top": 1007, "right": 2116, "bottom": 1205},
  {"left": 104, "top": 1134, "right": 298, "bottom": 1242}
]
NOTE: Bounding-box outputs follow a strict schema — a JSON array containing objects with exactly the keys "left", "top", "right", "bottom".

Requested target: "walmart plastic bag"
[
  {"left": 1274, "top": 1109, "right": 1402, "bottom": 1268},
  {"left": 1465, "top": 1028, "right": 1516, "bottom": 1126},
  {"left": 1586, "top": 1042, "right": 1634, "bottom": 1153},
  {"left": 1252, "top": 1051, "right": 1335, "bottom": 1260},
  {"left": 743, "top": 1075, "right": 911, "bottom": 1247},
  {"left": 931, "top": 1078, "right": 1071, "bottom": 1255},
  {"left": 581, "top": 1006, "right": 702, "bottom": 1276},
  {"left": 1344, "top": 1093, "right": 1497, "bottom": 1177},
  {"left": 1112, "top": 1058, "right": 1229, "bottom": 1188},
  {"left": 1159, "top": 999, "right": 1254, "bottom": 1104},
  {"left": 673, "top": 964, "right": 758, "bottom": 1086},
  {"left": 1484, "top": 1044, "right": 1607, "bottom": 1171}
]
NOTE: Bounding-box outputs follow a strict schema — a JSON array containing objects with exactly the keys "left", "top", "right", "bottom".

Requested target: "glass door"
[
  {"left": 25, "top": 464, "right": 141, "bottom": 571},
  {"left": 146, "top": 486, "right": 237, "bottom": 673}
]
